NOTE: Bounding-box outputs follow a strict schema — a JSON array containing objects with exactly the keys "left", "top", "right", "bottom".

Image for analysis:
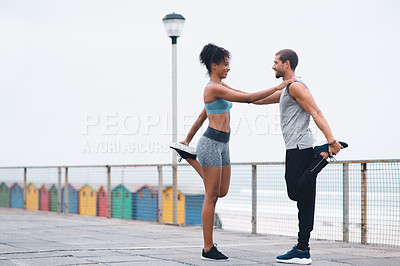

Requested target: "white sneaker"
[{"left": 170, "top": 143, "right": 197, "bottom": 161}]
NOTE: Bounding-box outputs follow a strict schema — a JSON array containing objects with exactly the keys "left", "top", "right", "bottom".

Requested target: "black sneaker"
[
  {"left": 314, "top": 141, "right": 348, "bottom": 158},
  {"left": 170, "top": 143, "right": 197, "bottom": 162},
  {"left": 276, "top": 245, "right": 311, "bottom": 264},
  {"left": 201, "top": 244, "right": 229, "bottom": 261}
]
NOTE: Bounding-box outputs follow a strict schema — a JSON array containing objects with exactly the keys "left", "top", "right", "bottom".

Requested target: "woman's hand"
[
  {"left": 277, "top": 77, "right": 297, "bottom": 90},
  {"left": 179, "top": 139, "right": 190, "bottom": 146}
]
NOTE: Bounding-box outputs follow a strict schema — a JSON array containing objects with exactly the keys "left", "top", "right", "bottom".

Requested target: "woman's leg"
[
  {"left": 201, "top": 165, "right": 222, "bottom": 252},
  {"left": 219, "top": 143, "right": 231, "bottom": 197},
  {"left": 219, "top": 165, "right": 231, "bottom": 197},
  {"left": 185, "top": 158, "right": 203, "bottom": 179}
]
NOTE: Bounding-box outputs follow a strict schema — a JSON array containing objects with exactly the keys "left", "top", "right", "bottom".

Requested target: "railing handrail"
[
  {"left": 0, "top": 159, "right": 399, "bottom": 169},
  {"left": 1, "top": 159, "right": 399, "bottom": 247}
]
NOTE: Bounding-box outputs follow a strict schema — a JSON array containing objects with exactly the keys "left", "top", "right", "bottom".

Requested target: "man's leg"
[
  {"left": 284, "top": 148, "right": 314, "bottom": 201},
  {"left": 285, "top": 149, "right": 328, "bottom": 202},
  {"left": 296, "top": 181, "right": 316, "bottom": 251},
  {"left": 284, "top": 148, "right": 328, "bottom": 250}
]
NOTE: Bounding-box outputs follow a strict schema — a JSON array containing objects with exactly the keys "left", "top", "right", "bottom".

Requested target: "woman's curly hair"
[{"left": 199, "top": 43, "right": 231, "bottom": 76}]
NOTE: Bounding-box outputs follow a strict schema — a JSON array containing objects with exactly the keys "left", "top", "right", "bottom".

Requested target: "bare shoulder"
[
  {"left": 206, "top": 83, "right": 225, "bottom": 90},
  {"left": 204, "top": 83, "right": 226, "bottom": 101},
  {"left": 288, "top": 81, "right": 309, "bottom": 98},
  {"left": 205, "top": 83, "right": 227, "bottom": 95},
  {"left": 289, "top": 81, "right": 307, "bottom": 91}
]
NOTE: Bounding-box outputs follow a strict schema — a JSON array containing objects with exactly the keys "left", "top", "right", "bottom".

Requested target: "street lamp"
[
  {"left": 162, "top": 12, "right": 185, "bottom": 225},
  {"left": 162, "top": 13, "right": 185, "bottom": 43}
]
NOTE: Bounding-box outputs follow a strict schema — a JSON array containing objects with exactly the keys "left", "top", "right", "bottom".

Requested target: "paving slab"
[{"left": 1, "top": 207, "right": 399, "bottom": 266}]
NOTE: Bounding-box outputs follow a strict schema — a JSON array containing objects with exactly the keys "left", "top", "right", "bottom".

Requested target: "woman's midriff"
[{"left": 207, "top": 113, "right": 231, "bottom": 132}]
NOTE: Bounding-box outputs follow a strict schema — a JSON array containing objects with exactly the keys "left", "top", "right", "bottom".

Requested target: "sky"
[{"left": 1, "top": 0, "right": 399, "bottom": 167}]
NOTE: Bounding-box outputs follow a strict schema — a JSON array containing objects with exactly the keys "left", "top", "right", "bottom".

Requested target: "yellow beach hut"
[
  {"left": 162, "top": 186, "right": 185, "bottom": 224},
  {"left": 79, "top": 185, "right": 97, "bottom": 216},
  {"left": 26, "top": 183, "right": 39, "bottom": 210}
]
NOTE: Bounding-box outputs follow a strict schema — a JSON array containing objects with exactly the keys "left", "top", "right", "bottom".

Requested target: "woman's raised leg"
[
  {"left": 218, "top": 165, "right": 231, "bottom": 197},
  {"left": 185, "top": 158, "right": 203, "bottom": 179}
]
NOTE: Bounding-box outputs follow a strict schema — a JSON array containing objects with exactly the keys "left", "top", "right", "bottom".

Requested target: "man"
[{"left": 255, "top": 49, "right": 347, "bottom": 264}]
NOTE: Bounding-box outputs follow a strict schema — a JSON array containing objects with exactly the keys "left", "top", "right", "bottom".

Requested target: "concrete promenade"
[{"left": 0, "top": 208, "right": 399, "bottom": 266}]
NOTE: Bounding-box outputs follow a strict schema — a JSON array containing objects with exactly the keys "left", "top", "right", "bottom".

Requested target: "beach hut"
[
  {"left": 79, "top": 185, "right": 97, "bottom": 216},
  {"left": 132, "top": 185, "right": 158, "bottom": 221},
  {"left": 10, "top": 183, "right": 23, "bottom": 209},
  {"left": 39, "top": 185, "right": 50, "bottom": 211},
  {"left": 97, "top": 186, "right": 107, "bottom": 217},
  {"left": 185, "top": 194, "right": 204, "bottom": 225},
  {"left": 0, "top": 182, "right": 10, "bottom": 207},
  {"left": 26, "top": 183, "right": 39, "bottom": 211},
  {"left": 61, "top": 184, "right": 79, "bottom": 214},
  {"left": 112, "top": 184, "right": 132, "bottom": 219},
  {"left": 162, "top": 186, "right": 185, "bottom": 224},
  {"left": 179, "top": 186, "right": 204, "bottom": 226},
  {"left": 49, "top": 185, "right": 58, "bottom": 212}
]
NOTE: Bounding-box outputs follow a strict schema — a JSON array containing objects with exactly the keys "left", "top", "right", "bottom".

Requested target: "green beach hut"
[
  {"left": 112, "top": 184, "right": 132, "bottom": 219},
  {"left": 49, "top": 185, "right": 58, "bottom": 212},
  {"left": 0, "top": 182, "right": 10, "bottom": 207}
]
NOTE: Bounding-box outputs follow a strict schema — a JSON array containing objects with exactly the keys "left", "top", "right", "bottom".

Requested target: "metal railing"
[{"left": 0, "top": 159, "right": 399, "bottom": 247}]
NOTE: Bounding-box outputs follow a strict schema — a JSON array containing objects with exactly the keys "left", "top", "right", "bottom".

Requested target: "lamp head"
[{"left": 162, "top": 12, "right": 185, "bottom": 39}]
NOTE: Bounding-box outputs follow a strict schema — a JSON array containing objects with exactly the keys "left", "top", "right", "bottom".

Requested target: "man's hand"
[{"left": 328, "top": 141, "right": 343, "bottom": 157}]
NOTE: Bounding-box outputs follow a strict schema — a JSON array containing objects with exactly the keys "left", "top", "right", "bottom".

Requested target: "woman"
[{"left": 170, "top": 43, "right": 294, "bottom": 261}]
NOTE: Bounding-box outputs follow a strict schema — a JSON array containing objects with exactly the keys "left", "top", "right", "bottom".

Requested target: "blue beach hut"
[
  {"left": 61, "top": 184, "right": 79, "bottom": 214},
  {"left": 132, "top": 185, "right": 158, "bottom": 221},
  {"left": 10, "top": 183, "right": 24, "bottom": 209},
  {"left": 185, "top": 194, "right": 204, "bottom": 225},
  {"left": 181, "top": 186, "right": 205, "bottom": 226}
]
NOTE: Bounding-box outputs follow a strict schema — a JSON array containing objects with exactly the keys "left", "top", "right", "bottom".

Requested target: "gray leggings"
[{"left": 197, "top": 127, "right": 230, "bottom": 167}]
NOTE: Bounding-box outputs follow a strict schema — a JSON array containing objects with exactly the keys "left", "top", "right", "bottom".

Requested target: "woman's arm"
[
  {"left": 253, "top": 91, "right": 282, "bottom": 105},
  {"left": 209, "top": 79, "right": 294, "bottom": 103},
  {"left": 221, "top": 82, "right": 248, "bottom": 94},
  {"left": 180, "top": 107, "right": 207, "bottom": 145}
]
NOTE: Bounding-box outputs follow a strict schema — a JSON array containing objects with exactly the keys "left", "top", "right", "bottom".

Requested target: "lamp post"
[{"left": 162, "top": 12, "right": 185, "bottom": 225}]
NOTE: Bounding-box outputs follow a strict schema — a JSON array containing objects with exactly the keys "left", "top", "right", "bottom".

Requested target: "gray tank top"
[{"left": 279, "top": 77, "right": 314, "bottom": 150}]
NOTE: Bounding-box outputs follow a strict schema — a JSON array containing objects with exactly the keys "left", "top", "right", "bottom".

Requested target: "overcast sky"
[{"left": 1, "top": 0, "right": 399, "bottom": 167}]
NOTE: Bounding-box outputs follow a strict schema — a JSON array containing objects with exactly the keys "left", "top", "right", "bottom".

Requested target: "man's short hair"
[{"left": 276, "top": 49, "right": 298, "bottom": 71}]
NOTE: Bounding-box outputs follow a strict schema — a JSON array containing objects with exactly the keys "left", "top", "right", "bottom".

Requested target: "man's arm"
[
  {"left": 253, "top": 91, "right": 282, "bottom": 105},
  {"left": 289, "top": 83, "right": 342, "bottom": 157}
]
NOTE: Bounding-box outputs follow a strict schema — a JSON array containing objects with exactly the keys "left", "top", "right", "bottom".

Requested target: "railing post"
[
  {"left": 158, "top": 165, "right": 164, "bottom": 224},
  {"left": 64, "top": 167, "right": 69, "bottom": 215},
  {"left": 252, "top": 164, "right": 257, "bottom": 234},
  {"left": 23, "top": 168, "right": 27, "bottom": 210},
  {"left": 172, "top": 164, "right": 178, "bottom": 224},
  {"left": 361, "top": 163, "right": 367, "bottom": 244},
  {"left": 343, "top": 163, "right": 349, "bottom": 242},
  {"left": 57, "top": 167, "right": 62, "bottom": 214},
  {"left": 107, "top": 166, "right": 111, "bottom": 219}
]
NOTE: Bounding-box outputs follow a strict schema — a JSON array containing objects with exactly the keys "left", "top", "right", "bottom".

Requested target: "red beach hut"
[
  {"left": 39, "top": 185, "right": 50, "bottom": 211},
  {"left": 97, "top": 185, "right": 107, "bottom": 217}
]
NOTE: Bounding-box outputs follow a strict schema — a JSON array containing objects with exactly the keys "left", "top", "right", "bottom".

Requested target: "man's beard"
[{"left": 275, "top": 70, "right": 283, "bottom": 79}]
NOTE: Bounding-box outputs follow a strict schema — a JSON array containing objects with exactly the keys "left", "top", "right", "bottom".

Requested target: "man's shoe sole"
[{"left": 276, "top": 257, "right": 312, "bottom": 264}]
